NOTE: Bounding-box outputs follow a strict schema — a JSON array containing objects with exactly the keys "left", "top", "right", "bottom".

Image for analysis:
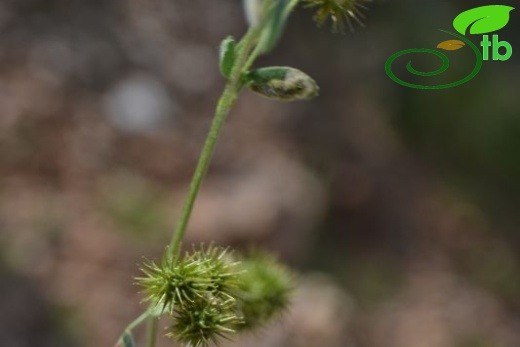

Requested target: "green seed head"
[
  {"left": 136, "top": 245, "right": 240, "bottom": 314},
  {"left": 136, "top": 246, "right": 295, "bottom": 343},
  {"left": 168, "top": 297, "right": 241, "bottom": 347},
  {"left": 235, "top": 252, "right": 295, "bottom": 330},
  {"left": 303, "top": 0, "right": 370, "bottom": 33}
]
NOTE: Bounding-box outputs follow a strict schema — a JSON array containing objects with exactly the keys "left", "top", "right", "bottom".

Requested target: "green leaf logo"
[{"left": 453, "top": 5, "right": 515, "bottom": 35}]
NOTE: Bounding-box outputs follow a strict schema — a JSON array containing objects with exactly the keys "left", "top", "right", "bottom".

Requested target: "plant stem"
[
  {"left": 126, "top": 311, "right": 149, "bottom": 333},
  {"left": 167, "top": 84, "right": 236, "bottom": 258},
  {"left": 145, "top": 316, "right": 158, "bottom": 347},
  {"left": 115, "top": 6, "right": 277, "bottom": 346},
  {"left": 114, "top": 311, "right": 149, "bottom": 346},
  {"left": 168, "top": 26, "right": 262, "bottom": 259},
  {"left": 114, "top": 27, "right": 263, "bottom": 347}
]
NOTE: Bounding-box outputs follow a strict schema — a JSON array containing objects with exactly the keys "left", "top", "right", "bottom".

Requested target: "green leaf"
[
  {"left": 257, "top": 0, "right": 299, "bottom": 54},
  {"left": 243, "top": 0, "right": 263, "bottom": 26},
  {"left": 257, "top": 0, "right": 287, "bottom": 54},
  {"left": 219, "top": 36, "right": 236, "bottom": 79},
  {"left": 453, "top": 5, "right": 515, "bottom": 35}
]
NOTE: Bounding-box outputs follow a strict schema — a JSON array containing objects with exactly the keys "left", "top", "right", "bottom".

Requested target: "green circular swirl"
[{"left": 385, "top": 30, "right": 483, "bottom": 90}]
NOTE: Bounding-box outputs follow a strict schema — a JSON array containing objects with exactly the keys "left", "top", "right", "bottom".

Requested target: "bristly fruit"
[
  {"left": 235, "top": 252, "right": 295, "bottom": 330},
  {"left": 136, "top": 245, "right": 295, "bottom": 345},
  {"left": 136, "top": 245, "right": 240, "bottom": 314},
  {"left": 168, "top": 297, "right": 242, "bottom": 347},
  {"left": 245, "top": 66, "right": 319, "bottom": 101},
  {"left": 303, "top": 0, "right": 370, "bottom": 33}
]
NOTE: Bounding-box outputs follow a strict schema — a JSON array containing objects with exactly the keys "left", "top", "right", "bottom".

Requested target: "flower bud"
[{"left": 246, "top": 66, "right": 319, "bottom": 101}]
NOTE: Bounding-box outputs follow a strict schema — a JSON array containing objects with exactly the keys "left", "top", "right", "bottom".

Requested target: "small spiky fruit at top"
[
  {"left": 235, "top": 252, "right": 295, "bottom": 330},
  {"left": 303, "top": 0, "right": 370, "bottom": 33}
]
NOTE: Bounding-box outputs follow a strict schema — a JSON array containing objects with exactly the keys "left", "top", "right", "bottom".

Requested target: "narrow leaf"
[
  {"left": 257, "top": 0, "right": 301, "bottom": 54},
  {"left": 243, "top": 0, "right": 264, "bottom": 26},
  {"left": 453, "top": 5, "right": 515, "bottom": 35},
  {"left": 257, "top": 0, "right": 288, "bottom": 54},
  {"left": 219, "top": 36, "right": 236, "bottom": 79},
  {"left": 437, "top": 39, "right": 465, "bottom": 51}
]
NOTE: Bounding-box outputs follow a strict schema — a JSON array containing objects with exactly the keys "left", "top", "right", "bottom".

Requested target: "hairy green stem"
[
  {"left": 137, "top": 25, "right": 263, "bottom": 347},
  {"left": 168, "top": 26, "right": 262, "bottom": 259}
]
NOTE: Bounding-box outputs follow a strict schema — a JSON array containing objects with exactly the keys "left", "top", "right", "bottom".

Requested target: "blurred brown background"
[{"left": 1, "top": 0, "right": 520, "bottom": 346}]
